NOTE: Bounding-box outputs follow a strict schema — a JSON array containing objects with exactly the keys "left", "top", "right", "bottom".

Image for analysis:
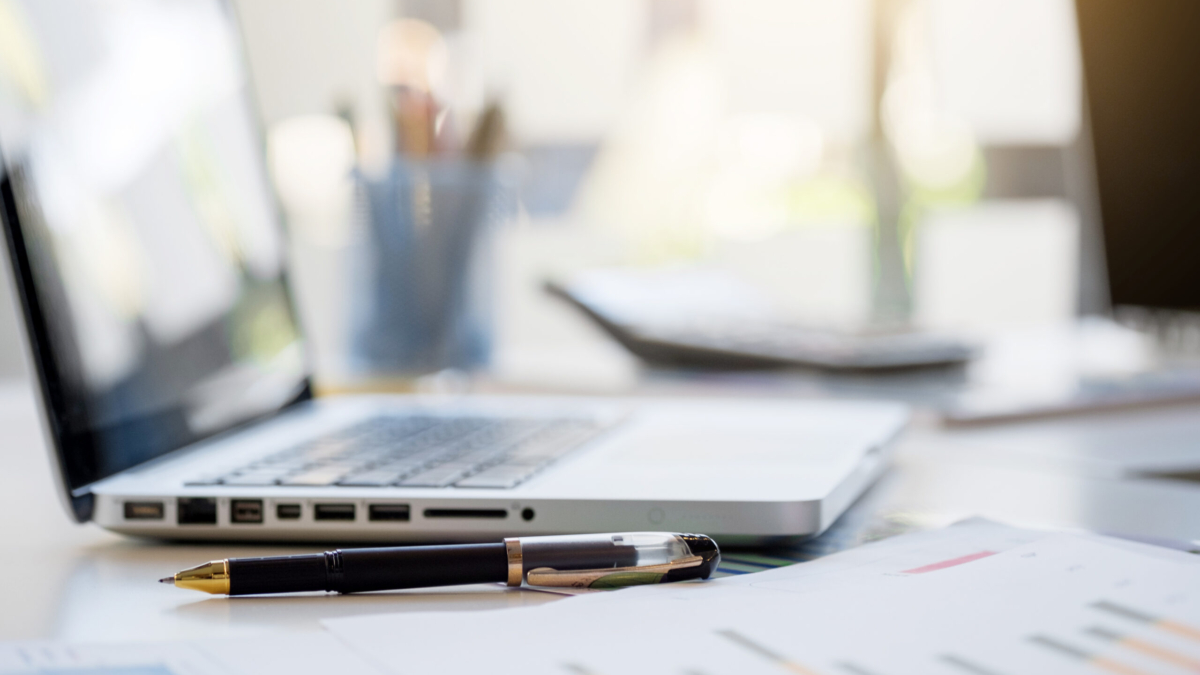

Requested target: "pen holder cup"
[{"left": 349, "top": 159, "right": 515, "bottom": 376}]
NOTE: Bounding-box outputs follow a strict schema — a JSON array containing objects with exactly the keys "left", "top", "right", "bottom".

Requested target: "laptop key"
[
  {"left": 337, "top": 463, "right": 422, "bottom": 486},
  {"left": 448, "top": 447, "right": 507, "bottom": 466},
  {"left": 397, "top": 463, "right": 473, "bottom": 487},
  {"left": 453, "top": 464, "right": 539, "bottom": 489},
  {"left": 280, "top": 465, "right": 359, "bottom": 486},
  {"left": 505, "top": 435, "right": 579, "bottom": 462},
  {"left": 335, "top": 472, "right": 400, "bottom": 487}
]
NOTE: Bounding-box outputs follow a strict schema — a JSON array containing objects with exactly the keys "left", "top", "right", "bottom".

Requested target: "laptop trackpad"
[
  {"left": 531, "top": 401, "right": 903, "bottom": 501},
  {"left": 608, "top": 418, "right": 853, "bottom": 465}
]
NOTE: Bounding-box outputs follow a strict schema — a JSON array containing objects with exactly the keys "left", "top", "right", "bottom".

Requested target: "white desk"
[
  {"left": 2, "top": 379, "right": 1199, "bottom": 643},
  {"left": 0, "top": 382, "right": 558, "bottom": 643}
]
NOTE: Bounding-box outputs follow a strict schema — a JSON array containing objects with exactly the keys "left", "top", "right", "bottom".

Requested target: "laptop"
[
  {"left": 0, "top": 0, "right": 906, "bottom": 544},
  {"left": 545, "top": 272, "right": 975, "bottom": 371}
]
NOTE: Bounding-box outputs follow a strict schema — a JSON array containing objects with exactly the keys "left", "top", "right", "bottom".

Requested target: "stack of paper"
[{"left": 324, "top": 520, "right": 1200, "bottom": 675}]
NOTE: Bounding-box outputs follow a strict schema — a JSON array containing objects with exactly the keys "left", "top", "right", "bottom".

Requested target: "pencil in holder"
[{"left": 349, "top": 158, "right": 515, "bottom": 376}]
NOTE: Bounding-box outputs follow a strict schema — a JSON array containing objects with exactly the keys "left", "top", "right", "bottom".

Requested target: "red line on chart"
[{"left": 902, "top": 551, "right": 997, "bottom": 575}]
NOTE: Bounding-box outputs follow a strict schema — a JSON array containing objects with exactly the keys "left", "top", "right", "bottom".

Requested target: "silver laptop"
[{"left": 0, "top": 0, "right": 906, "bottom": 544}]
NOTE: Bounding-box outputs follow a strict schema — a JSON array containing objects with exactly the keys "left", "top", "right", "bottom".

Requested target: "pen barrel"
[
  {"left": 331, "top": 544, "right": 508, "bottom": 593},
  {"left": 228, "top": 554, "right": 328, "bottom": 595},
  {"left": 225, "top": 544, "right": 508, "bottom": 595}
]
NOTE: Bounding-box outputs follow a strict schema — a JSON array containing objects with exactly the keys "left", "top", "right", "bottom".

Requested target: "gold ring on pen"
[{"left": 504, "top": 538, "right": 523, "bottom": 586}]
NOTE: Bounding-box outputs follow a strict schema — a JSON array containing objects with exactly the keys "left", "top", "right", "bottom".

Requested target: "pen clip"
[{"left": 525, "top": 555, "right": 704, "bottom": 589}]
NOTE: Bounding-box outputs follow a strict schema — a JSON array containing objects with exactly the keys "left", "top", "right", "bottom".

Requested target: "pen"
[{"left": 159, "top": 532, "right": 720, "bottom": 595}]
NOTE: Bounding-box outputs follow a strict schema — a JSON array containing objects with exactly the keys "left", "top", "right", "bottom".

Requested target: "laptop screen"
[
  {"left": 1076, "top": 0, "right": 1200, "bottom": 310},
  {"left": 0, "top": 0, "right": 309, "bottom": 502}
]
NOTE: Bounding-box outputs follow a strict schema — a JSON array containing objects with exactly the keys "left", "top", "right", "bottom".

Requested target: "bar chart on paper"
[
  {"left": 721, "top": 540, "right": 1200, "bottom": 675},
  {"left": 706, "top": 600, "right": 1200, "bottom": 675},
  {"left": 322, "top": 531, "right": 1200, "bottom": 675},
  {"left": 547, "top": 594, "right": 1200, "bottom": 675}
]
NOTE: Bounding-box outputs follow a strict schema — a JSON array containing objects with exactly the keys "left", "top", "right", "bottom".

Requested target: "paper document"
[
  {"left": 325, "top": 521, "right": 1200, "bottom": 675},
  {"left": 0, "top": 632, "right": 385, "bottom": 675}
]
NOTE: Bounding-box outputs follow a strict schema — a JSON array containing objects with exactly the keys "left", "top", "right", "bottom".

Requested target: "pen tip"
[{"left": 159, "top": 577, "right": 175, "bottom": 584}]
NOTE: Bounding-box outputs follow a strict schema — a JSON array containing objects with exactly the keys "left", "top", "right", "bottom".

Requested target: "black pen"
[{"left": 159, "top": 532, "right": 720, "bottom": 595}]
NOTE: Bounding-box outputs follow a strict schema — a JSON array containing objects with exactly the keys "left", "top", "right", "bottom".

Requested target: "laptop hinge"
[{"left": 70, "top": 492, "right": 94, "bottom": 521}]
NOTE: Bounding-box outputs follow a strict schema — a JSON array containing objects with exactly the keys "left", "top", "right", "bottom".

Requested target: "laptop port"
[
  {"left": 124, "top": 501, "right": 164, "bottom": 520},
  {"left": 177, "top": 497, "right": 217, "bottom": 525},
  {"left": 314, "top": 503, "right": 356, "bottom": 521},
  {"left": 276, "top": 503, "right": 302, "bottom": 520},
  {"left": 231, "top": 499, "right": 263, "bottom": 524},
  {"left": 368, "top": 504, "right": 411, "bottom": 522},
  {"left": 423, "top": 508, "right": 507, "bottom": 519}
]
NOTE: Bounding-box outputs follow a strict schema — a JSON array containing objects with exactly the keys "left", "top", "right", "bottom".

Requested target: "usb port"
[
  {"left": 231, "top": 499, "right": 263, "bottom": 524},
  {"left": 314, "top": 503, "right": 356, "bottom": 521},
  {"left": 368, "top": 504, "right": 411, "bottom": 522},
  {"left": 276, "top": 503, "right": 302, "bottom": 520},
  {"left": 177, "top": 497, "right": 217, "bottom": 525},
  {"left": 124, "top": 501, "right": 164, "bottom": 520}
]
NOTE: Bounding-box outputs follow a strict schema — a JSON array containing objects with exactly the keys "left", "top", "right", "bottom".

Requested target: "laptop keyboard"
[{"left": 185, "top": 415, "right": 605, "bottom": 490}]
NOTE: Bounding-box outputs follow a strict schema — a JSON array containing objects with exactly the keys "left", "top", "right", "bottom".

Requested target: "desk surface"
[{"left": 2, "top": 379, "right": 1199, "bottom": 643}]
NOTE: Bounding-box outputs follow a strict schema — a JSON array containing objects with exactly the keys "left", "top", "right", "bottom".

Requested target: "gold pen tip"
[
  {"left": 158, "top": 577, "right": 175, "bottom": 584},
  {"left": 170, "top": 560, "right": 231, "bottom": 594}
]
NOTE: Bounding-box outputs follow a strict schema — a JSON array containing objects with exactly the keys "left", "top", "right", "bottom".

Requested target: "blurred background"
[{"left": 0, "top": 0, "right": 1148, "bottom": 397}]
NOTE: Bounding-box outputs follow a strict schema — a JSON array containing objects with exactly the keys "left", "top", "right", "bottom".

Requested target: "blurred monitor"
[
  {"left": 0, "top": 0, "right": 308, "bottom": 492},
  {"left": 1076, "top": 0, "right": 1200, "bottom": 311}
]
